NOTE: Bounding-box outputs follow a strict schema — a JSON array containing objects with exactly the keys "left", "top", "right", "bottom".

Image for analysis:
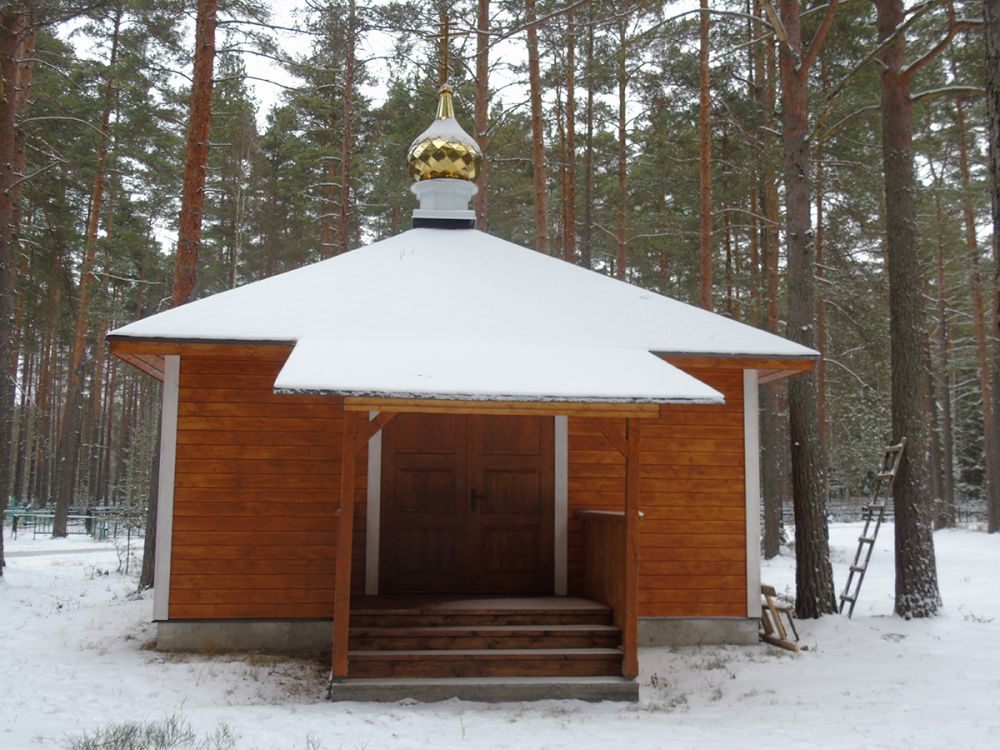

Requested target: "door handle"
[{"left": 470, "top": 489, "right": 486, "bottom": 511}]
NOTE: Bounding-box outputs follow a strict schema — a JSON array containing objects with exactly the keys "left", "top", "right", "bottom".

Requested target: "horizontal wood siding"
[
  {"left": 568, "top": 367, "right": 747, "bottom": 617},
  {"left": 169, "top": 350, "right": 366, "bottom": 620}
]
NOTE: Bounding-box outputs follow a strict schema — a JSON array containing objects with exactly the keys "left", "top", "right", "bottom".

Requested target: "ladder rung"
[
  {"left": 850, "top": 565, "right": 866, "bottom": 573},
  {"left": 840, "top": 594, "right": 856, "bottom": 603},
  {"left": 858, "top": 536, "right": 876, "bottom": 543},
  {"left": 877, "top": 471, "right": 896, "bottom": 479}
]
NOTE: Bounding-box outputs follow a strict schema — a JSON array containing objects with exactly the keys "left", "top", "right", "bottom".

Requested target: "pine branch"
[{"left": 800, "top": 0, "right": 840, "bottom": 80}]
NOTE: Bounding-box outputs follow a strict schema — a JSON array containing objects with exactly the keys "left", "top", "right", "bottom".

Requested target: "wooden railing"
[
  {"left": 578, "top": 508, "right": 640, "bottom": 678},
  {"left": 578, "top": 510, "right": 627, "bottom": 632}
]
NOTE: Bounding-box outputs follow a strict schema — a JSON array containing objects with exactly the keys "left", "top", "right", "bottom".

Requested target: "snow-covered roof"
[
  {"left": 274, "top": 338, "right": 724, "bottom": 404},
  {"left": 111, "top": 228, "right": 816, "bottom": 358},
  {"left": 110, "top": 228, "right": 815, "bottom": 403}
]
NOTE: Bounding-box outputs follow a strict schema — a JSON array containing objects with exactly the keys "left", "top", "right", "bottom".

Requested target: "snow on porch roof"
[
  {"left": 273, "top": 338, "right": 725, "bottom": 404},
  {"left": 110, "top": 227, "right": 818, "bottom": 359}
]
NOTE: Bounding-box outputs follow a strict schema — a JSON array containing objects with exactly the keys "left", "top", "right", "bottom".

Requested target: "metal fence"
[
  {"left": 778, "top": 496, "right": 987, "bottom": 525},
  {"left": 4, "top": 506, "right": 146, "bottom": 541}
]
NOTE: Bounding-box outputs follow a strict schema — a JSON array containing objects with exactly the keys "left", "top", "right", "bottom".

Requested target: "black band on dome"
[{"left": 412, "top": 216, "right": 476, "bottom": 230}]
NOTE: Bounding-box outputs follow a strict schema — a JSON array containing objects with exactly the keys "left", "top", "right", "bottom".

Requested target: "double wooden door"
[{"left": 380, "top": 413, "right": 554, "bottom": 594}]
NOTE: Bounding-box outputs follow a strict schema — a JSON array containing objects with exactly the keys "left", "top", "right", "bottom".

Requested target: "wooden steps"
[
  {"left": 345, "top": 597, "right": 624, "bottom": 680},
  {"left": 350, "top": 624, "right": 621, "bottom": 650},
  {"left": 348, "top": 648, "right": 623, "bottom": 679}
]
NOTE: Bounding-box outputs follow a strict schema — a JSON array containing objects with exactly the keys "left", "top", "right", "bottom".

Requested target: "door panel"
[
  {"left": 380, "top": 413, "right": 553, "bottom": 594},
  {"left": 380, "top": 414, "right": 467, "bottom": 593},
  {"left": 467, "top": 415, "right": 554, "bottom": 593}
]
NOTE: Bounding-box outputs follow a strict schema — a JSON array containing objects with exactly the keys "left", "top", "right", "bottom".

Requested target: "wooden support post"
[
  {"left": 332, "top": 409, "right": 360, "bottom": 679},
  {"left": 623, "top": 417, "right": 640, "bottom": 678}
]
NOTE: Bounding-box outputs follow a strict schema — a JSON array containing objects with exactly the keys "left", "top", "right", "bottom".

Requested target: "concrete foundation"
[
  {"left": 158, "top": 617, "right": 758, "bottom": 652},
  {"left": 638, "top": 617, "right": 758, "bottom": 647},
  {"left": 156, "top": 620, "right": 332, "bottom": 652},
  {"left": 327, "top": 676, "right": 639, "bottom": 703}
]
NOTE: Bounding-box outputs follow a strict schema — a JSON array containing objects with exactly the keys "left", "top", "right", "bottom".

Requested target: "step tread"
[
  {"left": 352, "top": 606, "right": 611, "bottom": 617},
  {"left": 350, "top": 648, "right": 622, "bottom": 659},
  {"left": 352, "top": 624, "right": 620, "bottom": 635}
]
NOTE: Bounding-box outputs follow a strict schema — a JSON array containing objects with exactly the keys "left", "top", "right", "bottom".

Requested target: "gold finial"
[
  {"left": 436, "top": 85, "right": 455, "bottom": 120},
  {"left": 407, "top": 84, "right": 482, "bottom": 182}
]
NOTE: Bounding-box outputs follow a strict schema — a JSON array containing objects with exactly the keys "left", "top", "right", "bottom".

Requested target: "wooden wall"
[
  {"left": 164, "top": 346, "right": 747, "bottom": 621},
  {"left": 568, "top": 365, "right": 747, "bottom": 618},
  {"left": 169, "top": 348, "right": 368, "bottom": 620}
]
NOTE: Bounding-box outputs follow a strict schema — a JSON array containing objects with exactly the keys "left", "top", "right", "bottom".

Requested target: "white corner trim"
[
  {"left": 554, "top": 415, "right": 568, "bottom": 596},
  {"left": 153, "top": 355, "right": 180, "bottom": 621},
  {"left": 365, "top": 411, "right": 382, "bottom": 595},
  {"left": 743, "top": 369, "right": 762, "bottom": 618}
]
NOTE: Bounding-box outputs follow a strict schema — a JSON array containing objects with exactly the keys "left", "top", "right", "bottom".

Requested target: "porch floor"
[{"left": 350, "top": 595, "right": 611, "bottom": 615}]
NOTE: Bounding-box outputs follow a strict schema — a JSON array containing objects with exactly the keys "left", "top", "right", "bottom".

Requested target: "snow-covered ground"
[{"left": 1, "top": 524, "right": 997, "bottom": 749}]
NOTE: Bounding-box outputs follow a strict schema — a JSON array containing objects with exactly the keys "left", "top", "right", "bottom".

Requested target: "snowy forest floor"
[{"left": 1, "top": 524, "right": 997, "bottom": 750}]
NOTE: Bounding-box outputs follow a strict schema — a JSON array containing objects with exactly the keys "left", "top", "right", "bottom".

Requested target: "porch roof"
[{"left": 272, "top": 338, "right": 725, "bottom": 405}]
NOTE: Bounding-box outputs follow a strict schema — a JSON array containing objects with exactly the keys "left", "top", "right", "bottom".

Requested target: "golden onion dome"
[{"left": 407, "top": 85, "right": 482, "bottom": 182}]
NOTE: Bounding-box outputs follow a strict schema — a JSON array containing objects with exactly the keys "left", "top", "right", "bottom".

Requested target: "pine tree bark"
[
  {"left": 759, "top": 24, "right": 785, "bottom": 560},
  {"left": 9, "top": 22, "right": 34, "bottom": 236},
  {"left": 698, "top": 0, "right": 713, "bottom": 308},
  {"left": 526, "top": 0, "right": 550, "bottom": 253},
  {"left": 147, "top": 0, "right": 218, "bottom": 586},
  {"left": 931, "top": 182, "right": 957, "bottom": 527},
  {"left": 0, "top": 8, "right": 31, "bottom": 574},
  {"left": 473, "top": 0, "right": 490, "bottom": 229},
  {"left": 53, "top": 4, "right": 122, "bottom": 536},
  {"left": 954, "top": 96, "right": 1000, "bottom": 524},
  {"left": 172, "top": 0, "right": 218, "bottom": 305},
  {"left": 563, "top": 8, "right": 577, "bottom": 263},
  {"left": 816, "top": 56, "right": 829, "bottom": 452},
  {"left": 777, "top": 0, "right": 837, "bottom": 617},
  {"left": 875, "top": 0, "right": 940, "bottom": 617},
  {"left": 339, "top": 0, "right": 356, "bottom": 254},
  {"left": 985, "top": 0, "right": 1000, "bottom": 534},
  {"left": 582, "top": 9, "right": 594, "bottom": 269},
  {"left": 615, "top": 19, "right": 628, "bottom": 279},
  {"left": 320, "top": 136, "right": 337, "bottom": 259}
]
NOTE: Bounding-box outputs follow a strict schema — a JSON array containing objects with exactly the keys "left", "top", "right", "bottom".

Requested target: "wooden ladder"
[{"left": 838, "top": 439, "right": 906, "bottom": 618}]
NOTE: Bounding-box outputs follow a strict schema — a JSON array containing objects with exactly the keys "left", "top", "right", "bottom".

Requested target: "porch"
[
  {"left": 330, "top": 594, "right": 638, "bottom": 702},
  {"left": 330, "top": 406, "right": 647, "bottom": 690}
]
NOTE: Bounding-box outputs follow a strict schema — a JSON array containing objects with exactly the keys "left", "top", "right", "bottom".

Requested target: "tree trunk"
[
  {"left": 0, "top": 9, "right": 29, "bottom": 575},
  {"left": 9, "top": 22, "right": 34, "bottom": 236},
  {"left": 778, "top": 0, "right": 837, "bottom": 618},
  {"left": 615, "top": 20, "right": 628, "bottom": 279},
  {"left": 954, "top": 95, "right": 1000, "bottom": 527},
  {"left": 815, "top": 58, "right": 829, "bottom": 452},
  {"left": 698, "top": 0, "right": 713, "bottom": 308},
  {"left": 149, "top": 0, "right": 217, "bottom": 583},
  {"left": 563, "top": 8, "right": 577, "bottom": 263},
  {"left": 985, "top": 0, "right": 1000, "bottom": 534},
  {"left": 320, "top": 137, "right": 337, "bottom": 259},
  {"left": 53, "top": 4, "right": 122, "bottom": 536},
  {"left": 339, "top": 0, "right": 356, "bottom": 254},
  {"left": 473, "top": 0, "right": 489, "bottom": 230},
  {"left": 582, "top": 9, "right": 594, "bottom": 269},
  {"left": 759, "top": 20, "right": 784, "bottom": 560},
  {"left": 526, "top": 0, "right": 549, "bottom": 253},
  {"left": 931, "top": 182, "right": 957, "bottom": 528},
  {"left": 875, "top": 0, "right": 940, "bottom": 617},
  {"left": 138, "top": 418, "right": 160, "bottom": 590},
  {"left": 172, "top": 0, "right": 218, "bottom": 305}
]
